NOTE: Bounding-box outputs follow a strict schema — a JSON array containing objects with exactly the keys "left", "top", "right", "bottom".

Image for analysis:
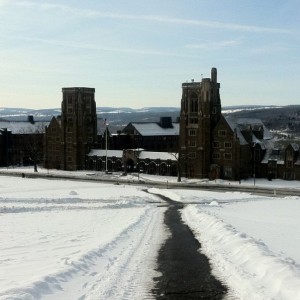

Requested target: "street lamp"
[{"left": 252, "top": 142, "right": 257, "bottom": 186}]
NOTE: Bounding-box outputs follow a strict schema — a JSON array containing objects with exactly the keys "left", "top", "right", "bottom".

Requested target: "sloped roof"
[
  {"left": 225, "top": 116, "right": 274, "bottom": 146},
  {"left": 88, "top": 149, "right": 177, "bottom": 161},
  {"left": 261, "top": 149, "right": 284, "bottom": 165},
  {"left": 129, "top": 122, "right": 179, "bottom": 136},
  {"left": 0, "top": 121, "right": 48, "bottom": 134},
  {"left": 290, "top": 143, "right": 299, "bottom": 151},
  {"left": 138, "top": 151, "right": 177, "bottom": 161},
  {"left": 88, "top": 149, "right": 123, "bottom": 158},
  {"left": 225, "top": 117, "right": 248, "bottom": 145}
]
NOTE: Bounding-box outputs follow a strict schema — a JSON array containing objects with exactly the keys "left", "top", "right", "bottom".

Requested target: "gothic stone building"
[
  {"left": 179, "top": 68, "right": 222, "bottom": 178},
  {"left": 179, "top": 68, "right": 275, "bottom": 180},
  {"left": 44, "top": 87, "right": 97, "bottom": 170}
]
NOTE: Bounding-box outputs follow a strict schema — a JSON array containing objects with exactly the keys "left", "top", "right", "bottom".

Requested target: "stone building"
[
  {"left": 86, "top": 149, "right": 178, "bottom": 176},
  {"left": 0, "top": 118, "right": 45, "bottom": 168},
  {"left": 211, "top": 116, "right": 273, "bottom": 180},
  {"left": 179, "top": 68, "right": 277, "bottom": 181},
  {"left": 179, "top": 68, "right": 221, "bottom": 178},
  {"left": 44, "top": 87, "right": 97, "bottom": 170},
  {"left": 121, "top": 117, "right": 179, "bottom": 152}
]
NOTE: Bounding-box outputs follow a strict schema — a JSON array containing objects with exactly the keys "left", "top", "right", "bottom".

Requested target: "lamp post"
[{"left": 253, "top": 143, "right": 257, "bottom": 186}]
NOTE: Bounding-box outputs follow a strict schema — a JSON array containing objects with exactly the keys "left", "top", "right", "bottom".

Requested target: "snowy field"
[
  {"left": 0, "top": 175, "right": 166, "bottom": 300},
  {"left": 1, "top": 169, "right": 300, "bottom": 300}
]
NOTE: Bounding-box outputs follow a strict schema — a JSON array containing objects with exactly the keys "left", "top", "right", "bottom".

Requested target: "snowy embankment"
[
  {"left": 0, "top": 176, "right": 166, "bottom": 300},
  {"left": 151, "top": 188, "right": 300, "bottom": 300}
]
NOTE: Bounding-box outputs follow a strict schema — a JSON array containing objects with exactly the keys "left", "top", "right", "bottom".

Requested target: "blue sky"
[{"left": 0, "top": 0, "right": 299, "bottom": 109}]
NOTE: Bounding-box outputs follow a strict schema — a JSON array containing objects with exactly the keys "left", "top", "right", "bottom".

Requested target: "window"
[
  {"left": 67, "top": 127, "right": 72, "bottom": 133},
  {"left": 213, "top": 153, "right": 220, "bottom": 159},
  {"left": 189, "top": 117, "right": 198, "bottom": 124},
  {"left": 188, "top": 152, "right": 196, "bottom": 159},
  {"left": 287, "top": 160, "right": 293, "bottom": 168},
  {"left": 213, "top": 141, "right": 220, "bottom": 148},
  {"left": 68, "top": 107, "right": 73, "bottom": 114},
  {"left": 189, "top": 129, "right": 196, "bottom": 136},
  {"left": 224, "top": 166, "right": 232, "bottom": 178},
  {"left": 224, "top": 153, "right": 232, "bottom": 160},
  {"left": 67, "top": 137, "right": 72, "bottom": 143},
  {"left": 190, "top": 94, "right": 198, "bottom": 113},
  {"left": 218, "top": 130, "right": 226, "bottom": 137},
  {"left": 212, "top": 107, "right": 217, "bottom": 114},
  {"left": 224, "top": 142, "right": 232, "bottom": 148},
  {"left": 190, "top": 140, "right": 196, "bottom": 147}
]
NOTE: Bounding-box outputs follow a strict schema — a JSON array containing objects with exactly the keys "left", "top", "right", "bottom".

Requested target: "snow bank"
[{"left": 182, "top": 206, "right": 300, "bottom": 300}]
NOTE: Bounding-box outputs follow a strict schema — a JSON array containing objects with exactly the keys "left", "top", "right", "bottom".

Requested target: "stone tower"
[
  {"left": 179, "top": 68, "right": 221, "bottom": 178},
  {"left": 61, "top": 87, "right": 97, "bottom": 170}
]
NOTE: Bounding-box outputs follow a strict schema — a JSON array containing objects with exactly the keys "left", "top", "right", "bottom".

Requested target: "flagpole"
[{"left": 105, "top": 120, "right": 108, "bottom": 173}]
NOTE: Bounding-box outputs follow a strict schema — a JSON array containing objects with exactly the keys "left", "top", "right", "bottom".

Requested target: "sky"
[{"left": 0, "top": 0, "right": 299, "bottom": 109}]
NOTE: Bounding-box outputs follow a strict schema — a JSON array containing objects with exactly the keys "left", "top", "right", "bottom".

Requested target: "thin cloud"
[
  {"left": 5, "top": 35, "right": 186, "bottom": 58},
  {"left": 14, "top": 1, "right": 290, "bottom": 34},
  {"left": 185, "top": 40, "right": 241, "bottom": 50}
]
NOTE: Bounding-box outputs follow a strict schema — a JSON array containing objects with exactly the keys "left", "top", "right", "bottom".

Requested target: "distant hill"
[{"left": 1, "top": 105, "right": 300, "bottom": 136}]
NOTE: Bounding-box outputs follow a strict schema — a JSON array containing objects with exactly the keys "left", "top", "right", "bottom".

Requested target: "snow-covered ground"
[
  {"left": 153, "top": 188, "right": 300, "bottom": 300},
  {"left": 0, "top": 175, "right": 166, "bottom": 300},
  {"left": 1, "top": 168, "right": 300, "bottom": 299}
]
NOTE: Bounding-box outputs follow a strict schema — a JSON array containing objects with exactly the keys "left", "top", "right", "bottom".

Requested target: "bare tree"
[
  {"left": 18, "top": 122, "right": 46, "bottom": 172},
  {"left": 169, "top": 152, "right": 182, "bottom": 182}
]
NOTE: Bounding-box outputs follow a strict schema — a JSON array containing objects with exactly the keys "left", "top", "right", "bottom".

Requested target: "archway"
[{"left": 126, "top": 158, "right": 135, "bottom": 172}]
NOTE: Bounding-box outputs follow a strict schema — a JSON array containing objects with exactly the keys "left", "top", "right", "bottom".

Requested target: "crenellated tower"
[
  {"left": 61, "top": 87, "right": 97, "bottom": 170},
  {"left": 179, "top": 68, "right": 221, "bottom": 178}
]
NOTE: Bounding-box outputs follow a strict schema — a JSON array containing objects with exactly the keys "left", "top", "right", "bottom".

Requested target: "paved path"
[{"left": 152, "top": 195, "right": 227, "bottom": 299}]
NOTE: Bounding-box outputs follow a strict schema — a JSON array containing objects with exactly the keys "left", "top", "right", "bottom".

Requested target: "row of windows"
[
  {"left": 212, "top": 153, "right": 232, "bottom": 160},
  {"left": 48, "top": 145, "right": 61, "bottom": 151},
  {"left": 218, "top": 130, "right": 226, "bottom": 137},
  {"left": 213, "top": 141, "right": 232, "bottom": 148},
  {"left": 189, "top": 129, "right": 196, "bottom": 136},
  {"left": 189, "top": 129, "right": 227, "bottom": 138},
  {"left": 48, "top": 136, "right": 60, "bottom": 142}
]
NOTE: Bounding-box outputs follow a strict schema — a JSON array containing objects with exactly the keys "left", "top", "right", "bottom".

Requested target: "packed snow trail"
[
  {"left": 0, "top": 205, "right": 165, "bottom": 300},
  {"left": 43, "top": 206, "right": 165, "bottom": 300}
]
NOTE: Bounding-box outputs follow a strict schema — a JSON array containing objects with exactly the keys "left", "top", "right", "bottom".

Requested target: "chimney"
[{"left": 28, "top": 115, "right": 35, "bottom": 124}]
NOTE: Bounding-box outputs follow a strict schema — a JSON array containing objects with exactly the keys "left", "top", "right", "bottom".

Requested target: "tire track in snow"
[{"left": 38, "top": 205, "right": 166, "bottom": 300}]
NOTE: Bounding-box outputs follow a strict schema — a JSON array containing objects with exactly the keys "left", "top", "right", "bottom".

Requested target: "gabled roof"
[
  {"left": 125, "top": 122, "right": 179, "bottom": 136},
  {"left": 224, "top": 116, "right": 273, "bottom": 146},
  {"left": 289, "top": 143, "right": 299, "bottom": 152},
  {"left": 224, "top": 117, "right": 248, "bottom": 145}
]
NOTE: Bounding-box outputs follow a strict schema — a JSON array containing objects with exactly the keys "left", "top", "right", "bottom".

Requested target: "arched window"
[{"left": 189, "top": 94, "right": 198, "bottom": 113}]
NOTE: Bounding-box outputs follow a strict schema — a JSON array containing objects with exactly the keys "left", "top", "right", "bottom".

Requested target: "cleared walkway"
[{"left": 152, "top": 195, "right": 227, "bottom": 299}]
